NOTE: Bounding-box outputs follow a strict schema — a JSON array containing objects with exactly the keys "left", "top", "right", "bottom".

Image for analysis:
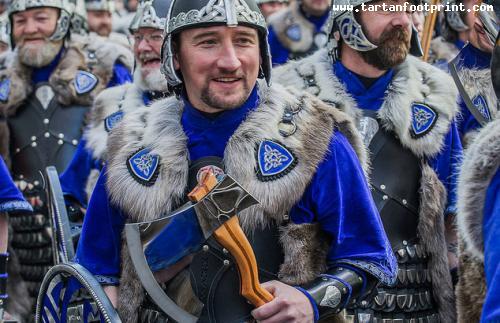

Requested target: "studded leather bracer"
[
  {"left": 300, "top": 267, "right": 374, "bottom": 319},
  {"left": 0, "top": 253, "right": 8, "bottom": 319}
]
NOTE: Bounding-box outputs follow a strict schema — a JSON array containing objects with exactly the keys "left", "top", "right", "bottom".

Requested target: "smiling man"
[
  {"left": 0, "top": 0, "right": 132, "bottom": 307},
  {"left": 75, "top": 0, "right": 397, "bottom": 322},
  {"left": 275, "top": 0, "right": 463, "bottom": 320},
  {"left": 60, "top": 0, "right": 171, "bottom": 219}
]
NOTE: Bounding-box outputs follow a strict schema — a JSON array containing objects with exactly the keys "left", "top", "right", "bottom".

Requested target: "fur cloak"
[
  {"left": 274, "top": 49, "right": 460, "bottom": 322},
  {"left": 105, "top": 81, "right": 368, "bottom": 322},
  {"left": 456, "top": 118, "right": 500, "bottom": 322}
]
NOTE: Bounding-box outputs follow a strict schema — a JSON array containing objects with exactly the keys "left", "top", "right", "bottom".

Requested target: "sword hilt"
[{"left": 188, "top": 171, "right": 274, "bottom": 307}]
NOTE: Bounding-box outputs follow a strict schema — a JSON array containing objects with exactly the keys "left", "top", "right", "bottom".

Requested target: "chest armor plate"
[
  {"left": 8, "top": 84, "right": 88, "bottom": 184},
  {"left": 189, "top": 223, "right": 284, "bottom": 323}
]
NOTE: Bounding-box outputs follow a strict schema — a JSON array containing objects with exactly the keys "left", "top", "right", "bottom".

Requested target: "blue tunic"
[
  {"left": 0, "top": 157, "right": 32, "bottom": 214},
  {"left": 482, "top": 169, "right": 500, "bottom": 322},
  {"left": 268, "top": 8, "right": 329, "bottom": 66},
  {"left": 75, "top": 86, "right": 397, "bottom": 288},
  {"left": 333, "top": 62, "right": 463, "bottom": 216},
  {"left": 59, "top": 69, "right": 138, "bottom": 208},
  {"left": 454, "top": 44, "right": 492, "bottom": 136}
]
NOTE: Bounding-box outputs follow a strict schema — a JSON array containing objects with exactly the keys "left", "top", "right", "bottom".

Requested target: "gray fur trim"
[
  {"left": 278, "top": 223, "right": 329, "bottom": 285},
  {"left": 429, "top": 36, "right": 460, "bottom": 63},
  {"left": 419, "top": 164, "right": 456, "bottom": 322},
  {"left": 0, "top": 36, "right": 132, "bottom": 115},
  {"left": 84, "top": 81, "right": 144, "bottom": 162},
  {"left": 274, "top": 49, "right": 459, "bottom": 158},
  {"left": 456, "top": 242, "right": 486, "bottom": 323},
  {"left": 456, "top": 66, "right": 498, "bottom": 124},
  {"left": 457, "top": 118, "right": 500, "bottom": 260},
  {"left": 267, "top": 1, "right": 315, "bottom": 53}
]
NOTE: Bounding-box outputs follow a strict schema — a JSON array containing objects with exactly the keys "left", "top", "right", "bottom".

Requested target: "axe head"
[{"left": 124, "top": 174, "right": 258, "bottom": 322}]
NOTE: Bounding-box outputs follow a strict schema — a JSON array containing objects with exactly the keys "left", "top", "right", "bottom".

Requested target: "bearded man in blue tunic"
[
  {"left": 449, "top": 0, "right": 498, "bottom": 145},
  {"left": 274, "top": 0, "right": 463, "bottom": 320},
  {"left": 267, "top": 0, "right": 331, "bottom": 65},
  {"left": 59, "top": 0, "right": 171, "bottom": 222},
  {"left": 75, "top": 0, "right": 397, "bottom": 322},
  {"left": 0, "top": 0, "right": 133, "bottom": 302}
]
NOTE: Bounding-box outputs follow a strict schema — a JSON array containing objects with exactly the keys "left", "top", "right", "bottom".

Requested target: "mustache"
[
  {"left": 17, "top": 35, "right": 50, "bottom": 45},
  {"left": 139, "top": 52, "right": 161, "bottom": 61},
  {"left": 379, "top": 27, "right": 411, "bottom": 46}
]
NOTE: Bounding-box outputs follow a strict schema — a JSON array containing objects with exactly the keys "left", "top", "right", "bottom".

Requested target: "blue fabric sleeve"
[
  {"left": 59, "top": 137, "right": 102, "bottom": 208},
  {"left": 74, "top": 166, "right": 125, "bottom": 281},
  {"left": 0, "top": 157, "right": 32, "bottom": 213},
  {"left": 267, "top": 26, "right": 290, "bottom": 67},
  {"left": 481, "top": 170, "right": 500, "bottom": 322},
  {"left": 428, "top": 122, "right": 463, "bottom": 215},
  {"left": 106, "top": 62, "right": 133, "bottom": 88},
  {"left": 456, "top": 99, "right": 483, "bottom": 137},
  {"left": 289, "top": 131, "right": 397, "bottom": 286}
]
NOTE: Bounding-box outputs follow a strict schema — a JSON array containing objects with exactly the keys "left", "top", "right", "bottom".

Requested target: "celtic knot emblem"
[
  {"left": 127, "top": 148, "right": 160, "bottom": 186},
  {"left": 256, "top": 140, "right": 297, "bottom": 181},
  {"left": 411, "top": 103, "right": 437, "bottom": 138},
  {"left": 263, "top": 144, "right": 289, "bottom": 172}
]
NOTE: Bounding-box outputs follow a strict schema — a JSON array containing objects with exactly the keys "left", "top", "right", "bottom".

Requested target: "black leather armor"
[
  {"left": 348, "top": 113, "right": 439, "bottom": 322},
  {"left": 8, "top": 83, "right": 87, "bottom": 297}
]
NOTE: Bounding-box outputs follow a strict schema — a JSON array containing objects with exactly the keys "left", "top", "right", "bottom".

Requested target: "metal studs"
[
  {"left": 222, "top": 248, "right": 229, "bottom": 255},
  {"left": 31, "top": 136, "right": 37, "bottom": 141},
  {"left": 43, "top": 118, "right": 49, "bottom": 124},
  {"left": 34, "top": 181, "right": 40, "bottom": 186},
  {"left": 403, "top": 240, "right": 408, "bottom": 246},
  {"left": 380, "top": 184, "right": 386, "bottom": 190},
  {"left": 342, "top": 288, "right": 347, "bottom": 293},
  {"left": 383, "top": 195, "right": 389, "bottom": 201},
  {"left": 283, "top": 214, "right": 290, "bottom": 221},
  {"left": 58, "top": 133, "right": 64, "bottom": 139},
  {"left": 402, "top": 199, "right": 408, "bottom": 205},
  {"left": 19, "top": 175, "right": 24, "bottom": 179},
  {"left": 361, "top": 300, "right": 368, "bottom": 306},
  {"left": 72, "top": 140, "right": 78, "bottom": 146},
  {"left": 58, "top": 140, "right": 64, "bottom": 145},
  {"left": 31, "top": 142, "right": 37, "bottom": 147},
  {"left": 223, "top": 260, "right": 230, "bottom": 266},
  {"left": 15, "top": 148, "right": 20, "bottom": 153},
  {"left": 202, "top": 245, "right": 209, "bottom": 252},
  {"left": 44, "top": 132, "right": 50, "bottom": 138}
]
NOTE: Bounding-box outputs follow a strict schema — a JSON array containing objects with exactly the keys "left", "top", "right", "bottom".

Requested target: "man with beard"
[
  {"left": 60, "top": 0, "right": 170, "bottom": 221},
  {"left": 257, "top": 0, "right": 289, "bottom": 20},
  {"left": 274, "top": 0, "right": 463, "bottom": 320},
  {"left": 86, "top": 0, "right": 131, "bottom": 48},
  {"left": 450, "top": 0, "right": 498, "bottom": 145},
  {"left": 429, "top": 0, "right": 469, "bottom": 67},
  {"left": 267, "top": 0, "right": 331, "bottom": 65},
  {"left": 0, "top": 0, "right": 133, "bottom": 306},
  {"left": 456, "top": 33, "right": 500, "bottom": 323},
  {"left": 75, "top": 0, "right": 397, "bottom": 322}
]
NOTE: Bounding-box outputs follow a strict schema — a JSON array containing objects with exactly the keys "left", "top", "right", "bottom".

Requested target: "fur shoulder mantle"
[
  {"left": 457, "top": 118, "right": 500, "bottom": 260},
  {"left": 267, "top": 1, "right": 315, "bottom": 53},
  {"left": 84, "top": 78, "right": 144, "bottom": 161},
  {"left": 106, "top": 81, "right": 366, "bottom": 229},
  {"left": 0, "top": 35, "right": 133, "bottom": 116},
  {"left": 274, "top": 49, "right": 460, "bottom": 158}
]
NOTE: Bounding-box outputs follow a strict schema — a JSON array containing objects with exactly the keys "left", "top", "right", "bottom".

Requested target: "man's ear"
[{"left": 173, "top": 51, "right": 180, "bottom": 70}]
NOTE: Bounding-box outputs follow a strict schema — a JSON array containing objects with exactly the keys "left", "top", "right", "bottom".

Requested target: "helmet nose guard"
[{"left": 160, "top": 0, "right": 272, "bottom": 92}]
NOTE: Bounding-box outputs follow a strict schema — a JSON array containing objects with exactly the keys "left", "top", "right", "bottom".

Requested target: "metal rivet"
[
  {"left": 31, "top": 136, "right": 37, "bottom": 141},
  {"left": 31, "top": 142, "right": 37, "bottom": 147},
  {"left": 58, "top": 140, "right": 63, "bottom": 145},
  {"left": 202, "top": 245, "right": 209, "bottom": 252},
  {"left": 342, "top": 288, "right": 347, "bottom": 293},
  {"left": 58, "top": 133, "right": 64, "bottom": 139},
  {"left": 15, "top": 148, "right": 20, "bottom": 153},
  {"left": 358, "top": 277, "right": 363, "bottom": 281},
  {"left": 361, "top": 300, "right": 367, "bottom": 306},
  {"left": 223, "top": 260, "right": 230, "bottom": 266},
  {"left": 19, "top": 175, "right": 24, "bottom": 179},
  {"left": 43, "top": 118, "right": 49, "bottom": 124},
  {"left": 72, "top": 139, "right": 78, "bottom": 146},
  {"left": 322, "top": 277, "right": 328, "bottom": 281},
  {"left": 34, "top": 180, "right": 40, "bottom": 186},
  {"left": 380, "top": 184, "right": 386, "bottom": 190},
  {"left": 402, "top": 199, "right": 408, "bottom": 205},
  {"left": 283, "top": 214, "right": 289, "bottom": 221},
  {"left": 383, "top": 195, "right": 389, "bottom": 200},
  {"left": 222, "top": 248, "right": 229, "bottom": 255},
  {"left": 44, "top": 132, "right": 50, "bottom": 138},
  {"left": 403, "top": 240, "right": 408, "bottom": 246}
]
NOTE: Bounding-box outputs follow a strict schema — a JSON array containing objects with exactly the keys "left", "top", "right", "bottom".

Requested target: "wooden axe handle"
[{"left": 188, "top": 172, "right": 274, "bottom": 307}]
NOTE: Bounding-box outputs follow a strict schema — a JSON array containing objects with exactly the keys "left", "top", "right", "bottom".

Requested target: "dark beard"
[
  {"left": 200, "top": 78, "right": 250, "bottom": 111},
  {"left": 361, "top": 27, "right": 411, "bottom": 70}
]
